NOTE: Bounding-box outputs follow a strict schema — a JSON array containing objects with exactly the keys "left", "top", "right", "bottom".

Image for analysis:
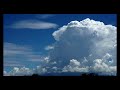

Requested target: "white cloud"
[
  {"left": 36, "top": 14, "right": 54, "bottom": 19},
  {"left": 4, "top": 71, "right": 12, "bottom": 76},
  {"left": 62, "top": 57, "right": 116, "bottom": 75},
  {"left": 10, "top": 20, "right": 58, "bottom": 29},
  {"left": 92, "top": 59, "right": 116, "bottom": 75},
  {"left": 4, "top": 42, "right": 32, "bottom": 58},
  {"left": 4, "top": 42, "right": 32, "bottom": 67},
  {"left": 62, "top": 59, "right": 88, "bottom": 72},
  {"left": 8, "top": 67, "right": 33, "bottom": 76},
  {"left": 3, "top": 71, "right": 8, "bottom": 76},
  {"left": 34, "top": 66, "right": 47, "bottom": 75},
  {"left": 4, "top": 18, "right": 117, "bottom": 76},
  {"left": 4, "top": 42, "right": 50, "bottom": 76},
  {"left": 4, "top": 66, "right": 47, "bottom": 76},
  {"left": 4, "top": 42, "right": 32, "bottom": 57},
  {"left": 27, "top": 55, "right": 50, "bottom": 64},
  {"left": 51, "top": 61, "right": 57, "bottom": 65},
  {"left": 69, "top": 59, "right": 80, "bottom": 67},
  {"left": 26, "top": 54, "right": 43, "bottom": 62},
  {"left": 45, "top": 45, "right": 54, "bottom": 50},
  {"left": 4, "top": 61, "right": 24, "bottom": 67},
  {"left": 52, "top": 66, "right": 58, "bottom": 70},
  {"left": 49, "top": 18, "right": 117, "bottom": 75},
  {"left": 4, "top": 42, "right": 49, "bottom": 68},
  {"left": 43, "top": 56, "right": 50, "bottom": 63}
]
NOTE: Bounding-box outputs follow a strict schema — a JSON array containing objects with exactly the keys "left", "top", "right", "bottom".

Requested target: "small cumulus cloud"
[
  {"left": 5, "top": 67, "right": 33, "bottom": 76},
  {"left": 45, "top": 45, "right": 54, "bottom": 50},
  {"left": 34, "top": 66, "right": 47, "bottom": 74},
  {"left": 4, "top": 66, "right": 48, "bottom": 76},
  {"left": 62, "top": 59, "right": 89, "bottom": 73},
  {"left": 92, "top": 59, "right": 116, "bottom": 75},
  {"left": 4, "top": 71, "right": 10, "bottom": 76}
]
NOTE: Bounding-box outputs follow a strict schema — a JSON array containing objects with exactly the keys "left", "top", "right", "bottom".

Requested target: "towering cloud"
[
  {"left": 49, "top": 18, "right": 117, "bottom": 75},
  {"left": 4, "top": 18, "right": 117, "bottom": 76}
]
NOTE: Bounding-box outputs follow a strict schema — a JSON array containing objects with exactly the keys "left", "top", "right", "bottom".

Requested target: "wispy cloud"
[
  {"left": 4, "top": 42, "right": 32, "bottom": 57},
  {"left": 4, "top": 61, "right": 24, "bottom": 67},
  {"left": 9, "top": 20, "right": 58, "bottom": 29},
  {"left": 26, "top": 54, "right": 43, "bottom": 62},
  {"left": 36, "top": 14, "right": 55, "bottom": 19},
  {"left": 4, "top": 42, "right": 48, "bottom": 64},
  {"left": 28, "top": 55, "right": 49, "bottom": 63}
]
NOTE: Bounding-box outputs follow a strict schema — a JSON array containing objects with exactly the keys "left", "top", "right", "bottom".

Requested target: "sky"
[{"left": 3, "top": 14, "right": 117, "bottom": 76}]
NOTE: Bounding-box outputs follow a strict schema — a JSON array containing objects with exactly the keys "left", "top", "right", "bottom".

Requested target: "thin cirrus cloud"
[
  {"left": 4, "top": 42, "right": 33, "bottom": 57},
  {"left": 36, "top": 14, "right": 55, "bottom": 19},
  {"left": 4, "top": 61, "right": 24, "bottom": 67},
  {"left": 9, "top": 20, "right": 58, "bottom": 29},
  {"left": 4, "top": 42, "right": 46, "bottom": 64},
  {"left": 27, "top": 54, "right": 49, "bottom": 63}
]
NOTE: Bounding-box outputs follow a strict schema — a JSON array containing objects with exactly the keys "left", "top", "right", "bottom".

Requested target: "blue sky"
[{"left": 3, "top": 14, "right": 116, "bottom": 73}]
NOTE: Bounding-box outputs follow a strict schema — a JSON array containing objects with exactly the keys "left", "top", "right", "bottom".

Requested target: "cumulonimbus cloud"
[
  {"left": 9, "top": 20, "right": 58, "bottom": 29},
  {"left": 49, "top": 18, "right": 117, "bottom": 75},
  {"left": 4, "top": 18, "right": 117, "bottom": 76}
]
